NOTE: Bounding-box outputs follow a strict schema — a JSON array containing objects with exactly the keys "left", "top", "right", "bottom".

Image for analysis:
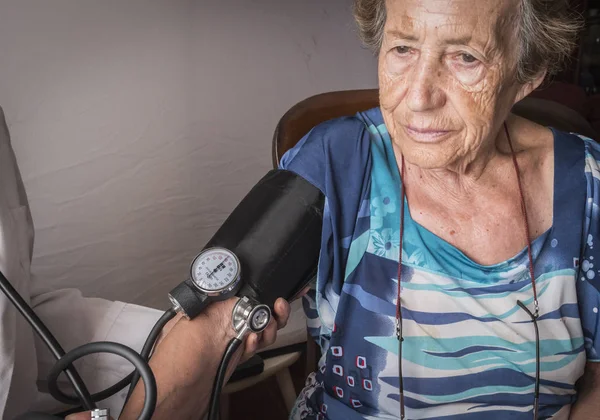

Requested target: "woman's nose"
[{"left": 406, "top": 57, "right": 446, "bottom": 112}]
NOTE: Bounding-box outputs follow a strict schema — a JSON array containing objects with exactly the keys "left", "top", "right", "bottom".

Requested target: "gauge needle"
[
  {"left": 208, "top": 264, "right": 221, "bottom": 279},
  {"left": 213, "top": 257, "right": 228, "bottom": 275}
]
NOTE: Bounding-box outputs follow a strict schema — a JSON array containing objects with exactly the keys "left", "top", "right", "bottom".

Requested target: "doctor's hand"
[
  {"left": 156, "top": 287, "right": 308, "bottom": 363},
  {"left": 155, "top": 295, "right": 294, "bottom": 362},
  {"left": 64, "top": 290, "right": 305, "bottom": 420},
  {"left": 241, "top": 297, "right": 292, "bottom": 360},
  {"left": 241, "top": 287, "right": 310, "bottom": 358},
  {"left": 120, "top": 293, "right": 302, "bottom": 420}
]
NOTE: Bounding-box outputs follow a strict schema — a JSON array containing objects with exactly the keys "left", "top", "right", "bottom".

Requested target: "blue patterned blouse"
[{"left": 280, "top": 107, "right": 600, "bottom": 420}]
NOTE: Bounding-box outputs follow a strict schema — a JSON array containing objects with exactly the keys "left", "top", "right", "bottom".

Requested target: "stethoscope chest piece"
[{"left": 232, "top": 296, "right": 271, "bottom": 338}]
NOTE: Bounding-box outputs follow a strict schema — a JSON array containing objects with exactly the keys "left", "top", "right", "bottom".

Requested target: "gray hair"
[{"left": 353, "top": 0, "right": 583, "bottom": 84}]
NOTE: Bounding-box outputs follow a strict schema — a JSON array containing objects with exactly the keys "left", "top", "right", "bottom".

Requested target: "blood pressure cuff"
[{"left": 205, "top": 169, "right": 324, "bottom": 308}]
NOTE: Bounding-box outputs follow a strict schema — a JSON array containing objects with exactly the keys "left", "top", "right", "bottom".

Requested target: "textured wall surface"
[{"left": 0, "top": 0, "right": 377, "bottom": 310}]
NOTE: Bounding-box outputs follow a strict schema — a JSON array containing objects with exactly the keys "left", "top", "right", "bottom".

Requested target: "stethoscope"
[{"left": 1, "top": 246, "right": 270, "bottom": 420}]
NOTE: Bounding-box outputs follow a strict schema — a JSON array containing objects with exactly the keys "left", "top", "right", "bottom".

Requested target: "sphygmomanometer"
[{"left": 0, "top": 169, "right": 324, "bottom": 420}]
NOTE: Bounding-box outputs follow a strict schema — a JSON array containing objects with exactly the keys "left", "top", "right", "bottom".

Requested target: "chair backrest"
[
  {"left": 272, "top": 89, "right": 597, "bottom": 168},
  {"left": 272, "top": 89, "right": 379, "bottom": 168}
]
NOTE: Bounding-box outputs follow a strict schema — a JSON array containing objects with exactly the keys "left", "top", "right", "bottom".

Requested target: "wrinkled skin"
[
  {"left": 379, "top": 0, "right": 541, "bottom": 172},
  {"left": 378, "top": 0, "right": 554, "bottom": 268}
]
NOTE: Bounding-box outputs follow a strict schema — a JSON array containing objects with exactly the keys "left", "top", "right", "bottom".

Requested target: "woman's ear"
[{"left": 514, "top": 69, "right": 547, "bottom": 104}]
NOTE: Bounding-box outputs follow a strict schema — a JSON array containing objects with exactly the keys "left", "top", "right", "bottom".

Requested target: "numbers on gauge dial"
[{"left": 191, "top": 248, "right": 239, "bottom": 292}]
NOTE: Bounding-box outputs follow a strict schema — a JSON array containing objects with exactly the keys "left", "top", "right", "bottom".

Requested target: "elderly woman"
[{"left": 280, "top": 0, "right": 598, "bottom": 419}]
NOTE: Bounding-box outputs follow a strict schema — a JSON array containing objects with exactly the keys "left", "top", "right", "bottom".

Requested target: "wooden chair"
[
  {"left": 221, "top": 350, "right": 303, "bottom": 420},
  {"left": 272, "top": 89, "right": 380, "bottom": 167}
]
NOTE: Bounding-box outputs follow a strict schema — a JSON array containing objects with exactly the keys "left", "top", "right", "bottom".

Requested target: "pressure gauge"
[
  {"left": 168, "top": 247, "right": 243, "bottom": 319},
  {"left": 190, "top": 247, "right": 241, "bottom": 294}
]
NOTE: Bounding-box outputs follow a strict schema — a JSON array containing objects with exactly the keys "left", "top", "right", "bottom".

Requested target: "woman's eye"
[
  {"left": 461, "top": 53, "right": 477, "bottom": 63},
  {"left": 394, "top": 46, "right": 411, "bottom": 55}
]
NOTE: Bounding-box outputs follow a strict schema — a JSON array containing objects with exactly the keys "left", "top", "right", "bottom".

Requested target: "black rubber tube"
[
  {"left": 0, "top": 270, "right": 95, "bottom": 409},
  {"left": 208, "top": 338, "right": 242, "bottom": 420},
  {"left": 57, "top": 308, "right": 175, "bottom": 417},
  {"left": 47, "top": 342, "right": 157, "bottom": 420},
  {"left": 124, "top": 308, "right": 176, "bottom": 403}
]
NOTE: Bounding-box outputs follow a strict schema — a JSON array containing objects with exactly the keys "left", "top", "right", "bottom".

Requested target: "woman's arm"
[
  {"left": 570, "top": 363, "right": 600, "bottom": 419},
  {"left": 118, "top": 297, "right": 291, "bottom": 420}
]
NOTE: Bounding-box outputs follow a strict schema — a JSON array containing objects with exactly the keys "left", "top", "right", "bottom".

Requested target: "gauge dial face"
[{"left": 190, "top": 248, "right": 240, "bottom": 292}]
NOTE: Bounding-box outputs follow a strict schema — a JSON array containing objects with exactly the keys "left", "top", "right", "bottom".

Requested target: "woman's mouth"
[{"left": 404, "top": 125, "right": 452, "bottom": 143}]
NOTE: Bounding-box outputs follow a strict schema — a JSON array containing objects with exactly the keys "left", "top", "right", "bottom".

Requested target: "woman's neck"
[{"left": 399, "top": 130, "right": 506, "bottom": 200}]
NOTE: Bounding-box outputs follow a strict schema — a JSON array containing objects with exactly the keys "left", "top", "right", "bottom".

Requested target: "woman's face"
[{"left": 379, "top": 0, "right": 538, "bottom": 170}]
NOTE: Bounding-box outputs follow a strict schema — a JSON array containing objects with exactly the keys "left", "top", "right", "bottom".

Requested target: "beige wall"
[{"left": 0, "top": 0, "right": 377, "bottom": 309}]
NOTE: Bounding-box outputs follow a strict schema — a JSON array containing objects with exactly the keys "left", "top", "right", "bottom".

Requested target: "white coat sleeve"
[
  {"left": 0, "top": 105, "right": 164, "bottom": 418},
  {"left": 30, "top": 282, "right": 164, "bottom": 417}
]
